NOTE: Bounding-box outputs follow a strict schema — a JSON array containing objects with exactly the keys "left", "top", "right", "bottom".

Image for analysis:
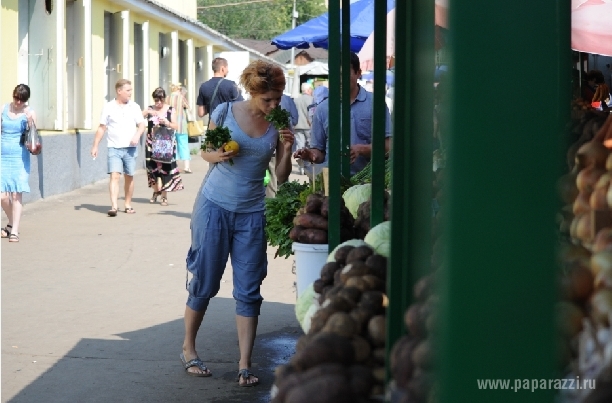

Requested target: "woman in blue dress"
[
  {"left": 1, "top": 84, "right": 36, "bottom": 243},
  {"left": 181, "top": 61, "right": 295, "bottom": 386}
]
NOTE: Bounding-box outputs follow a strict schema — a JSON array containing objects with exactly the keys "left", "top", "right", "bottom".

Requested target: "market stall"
[{"left": 262, "top": 0, "right": 612, "bottom": 402}]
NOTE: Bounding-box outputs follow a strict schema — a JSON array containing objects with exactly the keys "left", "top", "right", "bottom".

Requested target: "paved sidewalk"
[{"left": 1, "top": 157, "right": 307, "bottom": 403}]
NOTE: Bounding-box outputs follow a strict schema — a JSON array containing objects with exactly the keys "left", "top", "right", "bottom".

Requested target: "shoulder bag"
[
  {"left": 20, "top": 109, "right": 42, "bottom": 155},
  {"left": 186, "top": 108, "right": 205, "bottom": 137},
  {"left": 150, "top": 109, "right": 175, "bottom": 163},
  {"left": 206, "top": 78, "right": 225, "bottom": 131}
]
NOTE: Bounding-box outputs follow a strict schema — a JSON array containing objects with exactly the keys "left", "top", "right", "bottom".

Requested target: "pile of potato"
[
  {"left": 387, "top": 273, "right": 437, "bottom": 403},
  {"left": 353, "top": 193, "right": 391, "bottom": 240},
  {"left": 289, "top": 194, "right": 355, "bottom": 245},
  {"left": 272, "top": 244, "right": 388, "bottom": 402}
]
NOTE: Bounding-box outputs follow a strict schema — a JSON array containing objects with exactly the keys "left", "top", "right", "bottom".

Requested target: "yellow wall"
[
  {"left": 1, "top": 0, "right": 19, "bottom": 100},
  {"left": 91, "top": 1, "right": 189, "bottom": 115}
]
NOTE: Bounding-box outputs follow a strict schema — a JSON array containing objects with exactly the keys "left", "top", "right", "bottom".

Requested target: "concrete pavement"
[{"left": 1, "top": 156, "right": 306, "bottom": 403}]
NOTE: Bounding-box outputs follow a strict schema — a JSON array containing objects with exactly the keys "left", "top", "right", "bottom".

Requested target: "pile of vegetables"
[
  {"left": 289, "top": 193, "right": 356, "bottom": 245},
  {"left": 266, "top": 181, "right": 309, "bottom": 258},
  {"left": 272, "top": 242, "right": 390, "bottom": 402},
  {"left": 387, "top": 272, "right": 438, "bottom": 403},
  {"left": 553, "top": 112, "right": 612, "bottom": 402}
]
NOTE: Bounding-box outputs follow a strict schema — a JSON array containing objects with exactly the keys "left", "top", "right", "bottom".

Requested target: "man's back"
[
  {"left": 197, "top": 77, "right": 243, "bottom": 116},
  {"left": 294, "top": 93, "right": 313, "bottom": 130}
]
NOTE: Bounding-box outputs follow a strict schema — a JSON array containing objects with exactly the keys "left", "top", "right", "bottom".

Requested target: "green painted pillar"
[
  {"left": 327, "top": 0, "right": 353, "bottom": 252},
  {"left": 369, "top": 0, "right": 388, "bottom": 228},
  {"left": 386, "top": 0, "right": 434, "bottom": 367},
  {"left": 437, "top": 1, "right": 569, "bottom": 402},
  {"left": 328, "top": 0, "right": 341, "bottom": 251}
]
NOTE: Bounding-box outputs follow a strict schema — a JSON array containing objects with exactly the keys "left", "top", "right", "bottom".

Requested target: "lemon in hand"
[{"left": 224, "top": 140, "right": 240, "bottom": 154}]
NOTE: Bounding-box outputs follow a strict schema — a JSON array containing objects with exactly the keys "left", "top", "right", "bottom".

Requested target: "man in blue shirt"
[
  {"left": 196, "top": 58, "right": 244, "bottom": 119},
  {"left": 294, "top": 52, "right": 391, "bottom": 175}
]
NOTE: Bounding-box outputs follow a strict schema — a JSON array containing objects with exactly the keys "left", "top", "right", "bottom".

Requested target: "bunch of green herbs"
[
  {"left": 201, "top": 126, "right": 232, "bottom": 151},
  {"left": 265, "top": 180, "right": 309, "bottom": 259},
  {"left": 265, "top": 106, "right": 292, "bottom": 139}
]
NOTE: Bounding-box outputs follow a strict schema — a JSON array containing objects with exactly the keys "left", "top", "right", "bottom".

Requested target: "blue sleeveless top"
[{"left": 202, "top": 102, "right": 278, "bottom": 212}]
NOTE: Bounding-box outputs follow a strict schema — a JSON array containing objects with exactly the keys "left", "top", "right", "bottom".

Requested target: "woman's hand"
[
  {"left": 278, "top": 128, "right": 294, "bottom": 151},
  {"left": 200, "top": 145, "right": 237, "bottom": 163}
]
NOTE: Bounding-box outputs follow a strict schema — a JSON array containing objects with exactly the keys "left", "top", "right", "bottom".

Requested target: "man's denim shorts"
[{"left": 107, "top": 147, "right": 138, "bottom": 176}]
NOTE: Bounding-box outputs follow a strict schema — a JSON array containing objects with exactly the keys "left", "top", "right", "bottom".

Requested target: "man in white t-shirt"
[{"left": 91, "top": 79, "right": 146, "bottom": 217}]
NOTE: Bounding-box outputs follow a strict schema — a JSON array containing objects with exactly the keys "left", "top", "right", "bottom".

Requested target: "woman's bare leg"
[
  {"left": 10, "top": 193, "right": 23, "bottom": 234},
  {"left": 182, "top": 306, "right": 211, "bottom": 375},
  {"left": 236, "top": 315, "right": 259, "bottom": 385},
  {"left": 1, "top": 192, "right": 13, "bottom": 228}
]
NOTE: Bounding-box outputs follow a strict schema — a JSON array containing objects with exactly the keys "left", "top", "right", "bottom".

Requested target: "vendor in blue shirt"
[{"left": 294, "top": 52, "right": 391, "bottom": 175}]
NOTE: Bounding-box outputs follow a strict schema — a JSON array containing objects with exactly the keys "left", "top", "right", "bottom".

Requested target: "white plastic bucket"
[{"left": 292, "top": 242, "right": 329, "bottom": 298}]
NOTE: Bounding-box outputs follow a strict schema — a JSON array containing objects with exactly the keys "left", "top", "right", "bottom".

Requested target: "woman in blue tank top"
[{"left": 181, "top": 61, "right": 294, "bottom": 386}]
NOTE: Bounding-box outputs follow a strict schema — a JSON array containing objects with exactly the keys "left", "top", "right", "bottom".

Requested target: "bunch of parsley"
[
  {"left": 265, "top": 106, "right": 292, "bottom": 138},
  {"left": 265, "top": 180, "right": 309, "bottom": 259},
  {"left": 201, "top": 127, "right": 232, "bottom": 151}
]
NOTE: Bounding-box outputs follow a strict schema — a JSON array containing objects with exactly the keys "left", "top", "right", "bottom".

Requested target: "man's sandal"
[
  {"left": 8, "top": 233, "right": 19, "bottom": 243},
  {"left": 180, "top": 353, "right": 212, "bottom": 377},
  {"left": 236, "top": 368, "right": 259, "bottom": 387},
  {"left": 1, "top": 225, "right": 12, "bottom": 238}
]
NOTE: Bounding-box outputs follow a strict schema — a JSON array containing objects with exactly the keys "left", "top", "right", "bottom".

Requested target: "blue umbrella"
[{"left": 271, "top": 0, "right": 396, "bottom": 53}]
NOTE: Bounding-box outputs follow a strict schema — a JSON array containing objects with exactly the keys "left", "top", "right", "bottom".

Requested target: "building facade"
[{"left": 0, "top": 0, "right": 283, "bottom": 202}]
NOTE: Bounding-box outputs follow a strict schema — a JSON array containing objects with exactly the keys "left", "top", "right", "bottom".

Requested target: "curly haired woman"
[{"left": 181, "top": 61, "right": 294, "bottom": 387}]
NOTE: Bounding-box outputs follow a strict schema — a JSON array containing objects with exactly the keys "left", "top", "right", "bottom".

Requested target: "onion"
[
  {"left": 596, "top": 172, "right": 612, "bottom": 190},
  {"left": 593, "top": 228, "right": 612, "bottom": 253},
  {"left": 576, "top": 141, "right": 610, "bottom": 170},
  {"left": 590, "top": 289, "right": 612, "bottom": 326},
  {"left": 566, "top": 262, "right": 594, "bottom": 302},
  {"left": 576, "top": 213, "right": 594, "bottom": 243},
  {"left": 591, "top": 186, "right": 610, "bottom": 210},
  {"left": 573, "top": 191, "right": 591, "bottom": 216},
  {"left": 595, "top": 265, "right": 612, "bottom": 290},
  {"left": 557, "top": 173, "right": 579, "bottom": 205},
  {"left": 606, "top": 181, "right": 612, "bottom": 209},
  {"left": 576, "top": 166, "right": 605, "bottom": 193},
  {"left": 570, "top": 214, "right": 583, "bottom": 240},
  {"left": 591, "top": 250, "right": 612, "bottom": 277}
]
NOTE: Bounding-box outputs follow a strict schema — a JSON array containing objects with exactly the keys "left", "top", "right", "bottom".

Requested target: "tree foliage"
[{"left": 197, "top": 0, "right": 327, "bottom": 40}]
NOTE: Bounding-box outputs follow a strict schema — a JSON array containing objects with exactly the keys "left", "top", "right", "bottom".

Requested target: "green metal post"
[
  {"left": 341, "top": 0, "right": 351, "bottom": 179},
  {"left": 369, "top": 0, "right": 387, "bottom": 228},
  {"left": 438, "top": 2, "right": 568, "bottom": 402},
  {"left": 328, "top": 0, "right": 341, "bottom": 252},
  {"left": 386, "top": 0, "right": 434, "bottom": 367}
]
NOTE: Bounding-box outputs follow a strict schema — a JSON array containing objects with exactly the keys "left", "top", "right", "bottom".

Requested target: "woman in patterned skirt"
[
  {"left": 143, "top": 87, "right": 183, "bottom": 206},
  {"left": 1, "top": 84, "right": 36, "bottom": 243}
]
